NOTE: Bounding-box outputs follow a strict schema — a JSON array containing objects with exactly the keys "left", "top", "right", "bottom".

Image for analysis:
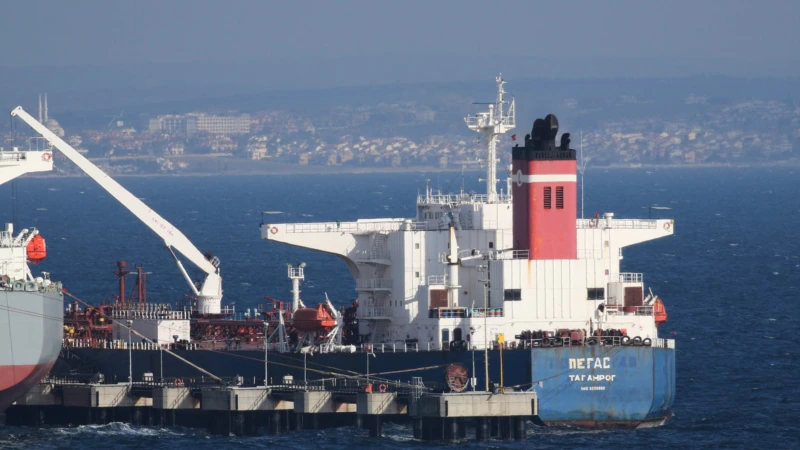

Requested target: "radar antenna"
[{"left": 465, "top": 74, "right": 515, "bottom": 202}]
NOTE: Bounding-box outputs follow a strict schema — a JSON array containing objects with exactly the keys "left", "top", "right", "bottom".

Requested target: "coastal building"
[
  {"left": 149, "top": 113, "right": 251, "bottom": 135},
  {"left": 190, "top": 113, "right": 251, "bottom": 135}
]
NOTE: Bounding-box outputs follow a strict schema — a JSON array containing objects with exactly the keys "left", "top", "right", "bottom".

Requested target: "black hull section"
[{"left": 59, "top": 347, "right": 526, "bottom": 389}]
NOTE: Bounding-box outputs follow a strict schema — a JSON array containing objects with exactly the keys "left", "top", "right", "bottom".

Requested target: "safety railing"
[
  {"left": 356, "top": 278, "right": 393, "bottom": 290},
  {"left": 273, "top": 220, "right": 426, "bottom": 234},
  {"left": 470, "top": 307, "right": 504, "bottom": 318},
  {"left": 603, "top": 303, "right": 653, "bottom": 316},
  {"left": 517, "top": 334, "right": 660, "bottom": 348},
  {"left": 616, "top": 272, "right": 643, "bottom": 283},
  {"left": 426, "top": 274, "right": 447, "bottom": 285},
  {"left": 353, "top": 249, "right": 390, "bottom": 261},
  {"left": 577, "top": 218, "right": 658, "bottom": 230},
  {"left": 0, "top": 151, "right": 26, "bottom": 162},
  {"left": 359, "top": 306, "right": 389, "bottom": 318},
  {"left": 491, "top": 249, "right": 529, "bottom": 260},
  {"left": 359, "top": 342, "right": 445, "bottom": 353},
  {"left": 417, "top": 193, "right": 512, "bottom": 205},
  {"left": 432, "top": 308, "right": 469, "bottom": 319}
]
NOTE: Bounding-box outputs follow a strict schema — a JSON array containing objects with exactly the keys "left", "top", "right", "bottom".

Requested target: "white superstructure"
[
  {"left": 261, "top": 77, "right": 673, "bottom": 352},
  {"left": 0, "top": 142, "right": 55, "bottom": 284}
]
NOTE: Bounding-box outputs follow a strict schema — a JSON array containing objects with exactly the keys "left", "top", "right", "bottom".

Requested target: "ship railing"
[
  {"left": 417, "top": 193, "right": 512, "bottom": 205},
  {"left": 430, "top": 308, "right": 469, "bottom": 319},
  {"left": 63, "top": 338, "right": 201, "bottom": 350},
  {"left": 356, "top": 278, "right": 393, "bottom": 290},
  {"left": 0, "top": 151, "right": 28, "bottom": 162},
  {"left": 651, "top": 338, "right": 675, "bottom": 349},
  {"left": 603, "top": 303, "right": 653, "bottom": 316},
  {"left": 358, "top": 341, "right": 445, "bottom": 353},
  {"left": 426, "top": 274, "right": 448, "bottom": 285},
  {"left": 518, "top": 334, "right": 662, "bottom": 348},
  {"left": 470, "top": 307, "right": 504, "bottom": 318},
  {"left": 616, "top": 272, "right": 643, "bottom": 283},
  {"left": 277, "top": 220, "right": 425, "bottom": 234},
  {"left": 353, "top": 249, "right": 390, "bottom": 261},
  {"left": 41, "top": 374, "right": 96, "bottom": 385},
  {"left": 110, "top": 309, "right": 191, "bottom": 320},
  {"left": 426, "top": 307, "right": 503, "bottom": 319},
  {"left": 261, "top": 378, "right": 441, "bottom": 394},
  {"left": 359, "top": 306, "right": 389, "bottom": 318},
  {"left": 491, "top": 249, "right": 529, "bottom": 260},
  {"left": 576, "top": 218, "right": 658, "bottom": 230}
]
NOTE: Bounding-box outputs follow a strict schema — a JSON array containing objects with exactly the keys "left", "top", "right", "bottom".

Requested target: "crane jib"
[{"left": 10, "top": 106, "right": 221, "bottom": 302}]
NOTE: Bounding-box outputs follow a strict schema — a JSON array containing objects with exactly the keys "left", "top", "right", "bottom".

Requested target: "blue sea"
[{"left": 1, "top": 167, "right": 798, "bottom": 449}]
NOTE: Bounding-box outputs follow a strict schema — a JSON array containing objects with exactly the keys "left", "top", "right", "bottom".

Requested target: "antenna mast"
[
  {"left": 579, "top": 129, "right": 589, "bottom": 219},
  {"left": 465, "top": 74, "right": 515, "bottom": 202}
]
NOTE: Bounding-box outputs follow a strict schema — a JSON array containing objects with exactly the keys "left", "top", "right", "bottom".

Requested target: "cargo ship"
[
  {"left": 36, "top": 77, "right": 675, "bottom": 428},
  {"left": 0, "top": 144, "right": 64, "bottom": 411}
]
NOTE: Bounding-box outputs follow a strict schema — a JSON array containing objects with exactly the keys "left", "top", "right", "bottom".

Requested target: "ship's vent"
[
  {"left": 556, "top": 186, "right": 564, "bottom": 209},
  {"left": 544, "top": 187, "right": 552, "bottom": 209}
]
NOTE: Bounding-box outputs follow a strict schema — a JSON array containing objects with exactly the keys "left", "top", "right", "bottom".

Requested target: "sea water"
[{"left": 1, "top": 167, "right": 798, "bottom": 449}]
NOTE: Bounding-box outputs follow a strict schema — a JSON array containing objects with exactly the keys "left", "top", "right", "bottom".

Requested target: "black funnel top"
[{"left": 513, "top": 113, "right": 576, "bottom": 161}]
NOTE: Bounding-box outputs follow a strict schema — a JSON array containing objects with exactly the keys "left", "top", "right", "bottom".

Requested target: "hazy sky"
[{"left": 3, "top": 0, "right": 799, "bottom": 87}]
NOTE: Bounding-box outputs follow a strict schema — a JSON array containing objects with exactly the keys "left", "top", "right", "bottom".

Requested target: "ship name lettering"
[
  {"left": 569, "top": 374, "right": 616, "bottom": 382},
  {"left": 568, "top": 357, "right": 611, "bottom": 370}
]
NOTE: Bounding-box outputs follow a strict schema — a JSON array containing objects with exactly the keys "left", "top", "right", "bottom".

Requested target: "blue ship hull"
[
  {"left": 57, "top": 344, "right": 674, "bottom": 428},
  {"left": 532, "top": 345, "right": 676, "bottom": 428}
]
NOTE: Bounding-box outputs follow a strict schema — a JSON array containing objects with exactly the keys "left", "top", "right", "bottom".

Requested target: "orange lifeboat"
[
  {"left": 26, "top": 234, "right": 47, "bottom": 264},
  {"left": 292, "top": 304, "right": 337, "bottom": 331},
  {"left": 653, "top": 298, "right": 668, "bottom": 327}
]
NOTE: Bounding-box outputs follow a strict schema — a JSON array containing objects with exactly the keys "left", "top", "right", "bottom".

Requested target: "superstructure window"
[
  {"left": 587, "top": 288, "right": 605, "bottom": 300},
  {"left": 504, "top": 289, "right": 522, "bottom": 301},
  {"left": 556, "top": 186, "right": 564, "bottom": 209},
  {"left": 544, "top": 187, "right": 552, "bottom": 209}
]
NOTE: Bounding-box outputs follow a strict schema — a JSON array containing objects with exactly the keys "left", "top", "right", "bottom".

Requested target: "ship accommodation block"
[{"left": 264, "top": 200, "right": 672, "bottom": 351}]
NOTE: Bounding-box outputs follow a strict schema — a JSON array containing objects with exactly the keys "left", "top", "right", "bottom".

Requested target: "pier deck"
[{"left": 5, "top": 380, "right": 537, "bottom": 440}]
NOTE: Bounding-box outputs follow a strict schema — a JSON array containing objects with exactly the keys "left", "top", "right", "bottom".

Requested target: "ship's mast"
[{"left": 465, "top": 74, "right": 516, "bottom": 201}]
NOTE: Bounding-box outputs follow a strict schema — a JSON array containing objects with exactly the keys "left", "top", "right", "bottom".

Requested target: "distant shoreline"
[{"left": 22, "top": 159, "right": 800, "bottom": 179}]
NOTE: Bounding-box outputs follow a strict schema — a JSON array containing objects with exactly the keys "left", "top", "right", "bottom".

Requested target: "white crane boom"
[{"left": 11, "top": 106, "right": 223, "bottom": 313}]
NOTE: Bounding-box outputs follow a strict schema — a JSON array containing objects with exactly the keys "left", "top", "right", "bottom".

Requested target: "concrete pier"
[
  {"left": 7, "top": 382, "right": 537, "bottom": 441},
  {"left": 410, "top": 392, "right": 538, "bottom": 441}
]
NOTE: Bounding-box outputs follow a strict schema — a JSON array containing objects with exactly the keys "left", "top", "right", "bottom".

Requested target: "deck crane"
[{"left": 10, "top": 106, "right": 223, "bottom": 314}]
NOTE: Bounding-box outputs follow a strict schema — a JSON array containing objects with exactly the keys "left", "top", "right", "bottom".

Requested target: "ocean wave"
[{"left": 52, "top": 422, "right": 185, "bottom": 437}]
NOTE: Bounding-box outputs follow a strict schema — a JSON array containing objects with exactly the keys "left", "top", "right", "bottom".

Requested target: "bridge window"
[
  {"left": 587, "top": 288, "right": 605, "bottom": 300},
  {"left": 556, "top": 186, "right": 564, "bottom": 209},
  {"left": 441, "top": 328, "right": 450, "bottom": 344},
  {"left": 504, "top": 289, "right": 522, "bottom": 301},
  {"left": 544, "top": 187, "right": 552, "bottom": 209}
]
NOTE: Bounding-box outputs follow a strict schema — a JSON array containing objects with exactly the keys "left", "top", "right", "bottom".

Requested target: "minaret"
[
  {"left": 38, "top": 94, "right": 43, "bottom": 123},
  {"left": 44, "top": 93, "right": 48, "bottom": 122},
  {"left": 512, "top": 114, "right": 577, "bottom": 260}
]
